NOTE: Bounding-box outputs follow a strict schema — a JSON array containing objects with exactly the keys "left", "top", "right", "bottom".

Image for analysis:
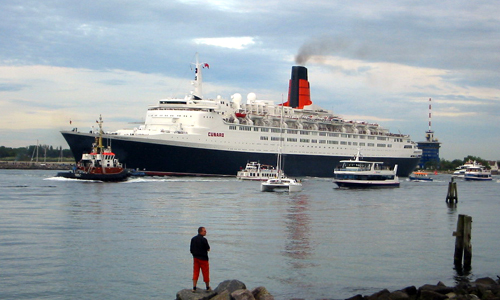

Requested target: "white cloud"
[{"left": 194, "top": 37, "right": 255, "bottom": 50}]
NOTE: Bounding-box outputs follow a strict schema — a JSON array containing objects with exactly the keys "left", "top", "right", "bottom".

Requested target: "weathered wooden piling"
[
  {"left": 446, "top": 178, "right": 458, "bottom": 203},
  {"left": 453, "top": 214, "right": 472, "bottom": 269}
]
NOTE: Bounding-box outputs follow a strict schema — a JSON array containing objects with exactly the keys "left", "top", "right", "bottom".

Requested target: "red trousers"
[{"left": 192, "top": 258, "right": 210, "bottom": 283}]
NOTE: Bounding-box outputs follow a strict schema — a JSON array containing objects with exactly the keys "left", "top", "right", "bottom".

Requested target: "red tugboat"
[{"left": 57, "top": 116, "right": 130, "bottom": 181}]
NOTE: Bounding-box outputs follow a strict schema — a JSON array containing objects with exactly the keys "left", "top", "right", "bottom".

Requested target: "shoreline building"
[{"left": 417, "top": 98, "right": 441, "bottom": 169}]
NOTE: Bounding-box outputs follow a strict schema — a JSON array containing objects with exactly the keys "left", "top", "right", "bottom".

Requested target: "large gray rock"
[
  {"left": 388, "top": 290, "right": 409, "bottom": 300},
  {"left": 214, "top": 279, "right": 247, "bottom": 294},
  {"left": 231, "top": 289, "right": 255, "bottom": 300},
  {"left": 251, "top": 286, "right": 274, "bottom": 300},
  {"left": 419, "top": 290, "right": 448, "bottom": 300},
  {"left": 366, "top": 288, "right": 391, "bottom": 300},
  {"left": 176, "top": 288, "right": 217, "bottom": 300},
  {"left": 419, "top": 283, "right": 454, "bottom": 295},
  {"left": 211, "top": 290, "right": 231, "bottom": 300}
]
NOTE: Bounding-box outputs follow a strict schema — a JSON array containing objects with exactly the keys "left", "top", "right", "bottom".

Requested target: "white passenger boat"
[
  {"left": 61, "top": 54, "right": 422, "bottom": 177},
  {"left": 236, "top": 162, "right": 279, "bottom": 181},
  {"left": 464, "top": 164, "right": 492, "bottom": 181},
  {"left": 333, "top": 150, "right": 400, "bottom": 188},
  {"left": 452, "top": 160, "right": 475, "bottom": 178}
]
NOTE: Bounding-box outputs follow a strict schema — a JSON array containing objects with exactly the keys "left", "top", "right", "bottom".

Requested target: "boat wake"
[{"left": 44, "top": 176, "right": 104, "bottom": 183}]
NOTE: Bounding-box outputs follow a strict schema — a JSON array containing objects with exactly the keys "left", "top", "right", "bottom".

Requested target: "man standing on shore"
[{"left": 190, "top": 226, "right": 210, "bottom": 292}]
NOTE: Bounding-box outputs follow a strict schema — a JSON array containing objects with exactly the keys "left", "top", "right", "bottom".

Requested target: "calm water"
[{"left": 1, "top": 170, "right": 499, "bottom": 300}]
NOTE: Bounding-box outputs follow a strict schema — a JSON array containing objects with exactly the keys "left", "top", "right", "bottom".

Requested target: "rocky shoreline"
[{"left": 176, "top": 277, "right": 500, "bottom": 300}]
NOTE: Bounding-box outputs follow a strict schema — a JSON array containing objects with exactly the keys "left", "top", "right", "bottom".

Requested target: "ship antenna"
[
  {"left": 426, "top": 98, "right": 435, "bottom": 142},
  {"left": 191, "top": 52, "right": 210, "bottom": 100}
]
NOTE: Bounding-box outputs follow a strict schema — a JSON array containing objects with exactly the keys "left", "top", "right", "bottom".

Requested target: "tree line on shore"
[
  {"left": 0, "top": 145, "right": 74, "bottom": 162},
  {"left": 426, "top": 155, "right": 497, "bottom": 171}
]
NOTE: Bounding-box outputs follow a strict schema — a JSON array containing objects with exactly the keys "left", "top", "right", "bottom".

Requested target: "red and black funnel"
[{"left": 284, "top": 66, "right": 312, "bottom": 109}]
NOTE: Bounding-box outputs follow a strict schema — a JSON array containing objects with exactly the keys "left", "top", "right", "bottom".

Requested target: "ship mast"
[
  {"left": 92, "top": 115, "right": 104, "bottom": 154},
  {"left": 191, "top": 53, "right": 209, "bottom": 100}
]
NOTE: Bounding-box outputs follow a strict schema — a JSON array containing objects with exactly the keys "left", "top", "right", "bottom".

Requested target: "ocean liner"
[{"left": 61, "top": 55, "right": 422, "bottom": 177}]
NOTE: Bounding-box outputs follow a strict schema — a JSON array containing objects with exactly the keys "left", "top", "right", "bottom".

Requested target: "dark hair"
[{"left": 198, "top": 227, "right": 205, "bottom": 233}]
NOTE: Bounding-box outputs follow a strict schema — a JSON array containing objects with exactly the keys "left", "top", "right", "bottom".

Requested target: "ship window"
[
  {"left": 377, "top": 144, "right": 386, "bottom": 147},
  {"left": 319, "top": 132, "right": 327, "bottom": 136},
  {"left": 311, "top": 139, "right": 317, "bottom": 143},
  {"left": 319, "top": 140, "right": 326, "bottom": 144},
  {"left": 353, "top": 142, "right": 358, "bottom": 146},
  {"left": 387, "top": 144, "right": 392, "bottom": 147},
  {"left": 300, "top": 139, "right": 309, "bottom": 143},
  {"left": 287, "top": 138, "right": 297, "bottom": 142},
  {"left": 287, "top": 129, "right": 298, "bottom": 134},
  {"left": 300, "top": 131, "right": 309, "bottom": 135},
  {"left": 229, "top": 126, "right": 236, "bottom": 130},
  {"left": 368, "top": 136, "right": 375, "bottom": 140},
  {"left": 404, "top": 145, "right": 413, "bottom": 149},
  {"left": 261, "top": 128, "right": 269, "bottom": 132},
  {"left": 340, "top": 141, "right": 347, "bottom": 145},
  {"left": 329, "top": 133, "right": 339, "bottom": 137},
  {"left": 368, "top": 143, "right": 375, "bottom": 147},
  {"left": 260, "top": 136, "right": 269, "bottom": 140},
  {"left": 328, "top": 140, "right": 339, "bottom": 144},
  {"left": 359, "top": 142, "right": 366, "bottom": 146}
]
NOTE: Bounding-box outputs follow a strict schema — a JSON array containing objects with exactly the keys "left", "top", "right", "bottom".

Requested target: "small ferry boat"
[
  {"left": 236, "top": 162, "right": 279, "bottom": 181},
  {"left": 408, "top": 171, "right": 433, "bottom": 182},
  {"left": 333, "top": 150, "right": 399, "bottom": 188},
  {"left": 464, "top": 164, "right": 492, "bottom": 181},
  {"left": 56, "top": 116, "right": 130, "bottom": 182}
]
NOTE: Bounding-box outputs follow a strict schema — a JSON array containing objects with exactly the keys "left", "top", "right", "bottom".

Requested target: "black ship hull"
[
  {"left": 56, "top": 169, "right": 130, "bottom": 182},
  {"left": 61, "top": 131, "right": 420, "bottom": 177}
]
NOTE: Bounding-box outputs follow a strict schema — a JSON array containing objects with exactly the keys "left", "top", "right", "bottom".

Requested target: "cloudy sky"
[{"left": 1, "top": 0, "right": 499, "bottom": 160}]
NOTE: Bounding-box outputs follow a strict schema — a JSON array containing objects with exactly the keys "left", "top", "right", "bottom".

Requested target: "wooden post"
[
  {"left": 453, "top": 214, "right": 465, "bottom": 266},
  {"left": 453, "top": 214, "right": 472, "bottom": 269},
  {"left": 463, "top": 215, "right": 472, "bottom": 268},
  {"left": 446, "top": 178, "right": 458, "bottom": 203}
]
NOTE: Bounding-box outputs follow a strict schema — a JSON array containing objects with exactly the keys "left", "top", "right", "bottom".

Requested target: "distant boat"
[
  {"left": 408, "top": 171, "right": 433, "bottom": 182},
  {"left": 464, "top": 163, "right": 492, "bottom": 181},
  {"left": 333, "top": 149, "right": 400, "bottom": 188},
  {"left": 237, "top": 162, "right": 280, "bottom": 181},
  {"left": 56, "top": 116, "right": 130, "bottom": 182}
]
